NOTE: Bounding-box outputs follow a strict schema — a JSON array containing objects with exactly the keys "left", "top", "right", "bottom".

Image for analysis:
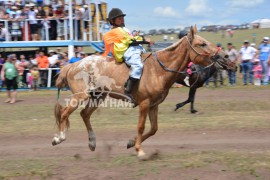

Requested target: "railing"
[{"left": 0, "top": 18, "right": 104, "bottom": 42}]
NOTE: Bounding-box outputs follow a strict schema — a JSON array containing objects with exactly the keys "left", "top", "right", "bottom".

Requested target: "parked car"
[
  {"left": 200, "top": 26, "right": 208, "bottom": 31},
  {"left": 150, "top": 41, "right": 174, "bottom": 51},
  {"left": 174, "top": 28, "right": 181, "bottom": 34},
  {"left": 148, "top": 29, "right": 157, "bottom": 35},
  {"left": 157, "top": 29, "right": 166, "bottom": 35},
  {"left": 167, "top": 28, "right": 175, "bottom": 34},
  {"left": 139, "top": 31, "right": 145, "bottom": 36}
]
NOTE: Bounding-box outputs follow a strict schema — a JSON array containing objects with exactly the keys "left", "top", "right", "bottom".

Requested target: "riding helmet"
[{"left": 108, "top": 8, "right": 126, "bottom": 21}]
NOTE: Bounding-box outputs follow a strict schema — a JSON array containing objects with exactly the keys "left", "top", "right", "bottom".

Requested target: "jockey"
[{"left": 102, "top": 8, "right": 151, "bottom": 103}]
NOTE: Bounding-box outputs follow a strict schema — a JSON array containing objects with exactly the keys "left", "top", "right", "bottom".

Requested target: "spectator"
[
  {"left": 73, "top": 6, "right": 82, "bottom": 40},
  {"left": 28, "top": 54, "right": 38, "bottom": 69},
  {"left": 36, "top": 0, "right": 44, "bottom": 7},
  {"left": 17, "top": 54, "right": 29, "bottom": 87},
  {"left": 36, "top": 51, "right": 49, "bottom": 87},
  {"left": 0, "top": 54, "right": 5, "bottom": 88},
  {"left": 0, "top": 22, "right": 9, "bottom": 41},
  {"left": 36, "top": 6, "right": 47, "bottom": 36},
  {"left": 48, "top": 50, "right": 59, "bottom": 67},
  {"left": 80, "top": 51, "right": 86, "bottom": 59},
  {"left": 28, "top": 3, "right": 38, "bottom": 40},
  {"left": 252, "top": 58, "right": 263, "bottom": 86},
  {"left": 54, "top": 5, "right": 65, "bottom": 40},
  {"left": 1, "top": 55, "right": 19, "bottom": 104},
  {"left": 81, "top": 5, "right": 90, "bottom": 31},
  {"left": 51, "top": 0, "right": 63, "bottom": 11},
  {"left": 68, "top": 51, "right": 81, "bottom": 63},
  {"left": 9, "top": 6, "right": 22, "bottom": 41},
  {"left": 238, "top": 40, "right": 257, "bottom": 85},
  {"left": 225, "top": 43, "right": 238, "bottom": 86},
  {"left": 205, "top": 43, "right": 224, "bottom": 87},
  {"left": 59, "top": 52, "right": 69, "bottom": 68},
  {"left": 258, "top": 37, "right": 270, "bottom": 85},
  {"left": 30, "top": 65, "right": 40, "bottom": 90},
  {"left": 55, "top": 47, "right": 63, "bottom": 59},
  {"left": 47, "top": 5, "right": 57, "bottom": 40}
]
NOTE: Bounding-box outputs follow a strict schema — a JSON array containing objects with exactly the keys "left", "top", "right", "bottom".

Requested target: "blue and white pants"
[{"left": 123, "top": 45, "right": 146, "bottom": 79}]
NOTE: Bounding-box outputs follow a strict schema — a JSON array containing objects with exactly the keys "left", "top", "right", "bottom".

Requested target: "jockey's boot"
[{"left": 124, "top": 77, "right": 138, "bottom": 106}]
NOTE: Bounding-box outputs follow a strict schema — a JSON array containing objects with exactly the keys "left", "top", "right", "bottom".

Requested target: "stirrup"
[{"left": 125, "top": 91, "right": 138, "bottom": 107}]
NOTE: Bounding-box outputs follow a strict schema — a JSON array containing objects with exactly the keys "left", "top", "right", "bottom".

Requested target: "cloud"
[
  {"left": 153, "top": 6, "right": 180, "bottom": 18},
  {"left": 185, "top": 0, "right": 213, "bottom": 17},
  {"left": 226, "top": 0, "right": 264, "bottom": 8}
]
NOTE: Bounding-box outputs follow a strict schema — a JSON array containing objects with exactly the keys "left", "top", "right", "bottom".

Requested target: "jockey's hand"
[{"left": 145, "top": 37, "right": 155, "bottom": 45}]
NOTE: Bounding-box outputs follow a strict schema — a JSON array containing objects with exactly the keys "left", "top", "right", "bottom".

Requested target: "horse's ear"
[
  {"left": 193, "top": 24, "right": 197, "bottom": 34},
  {"left": 189, "top": 26, "right": 195, "bottom": 40}
]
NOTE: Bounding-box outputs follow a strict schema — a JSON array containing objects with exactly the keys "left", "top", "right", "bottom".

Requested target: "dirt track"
[{"left": 1, "top": 87, "right": 270, "bottom": 179}]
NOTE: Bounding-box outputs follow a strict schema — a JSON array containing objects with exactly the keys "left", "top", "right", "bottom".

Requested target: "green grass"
[{"left": 0, "top": 86, "right": 270, "bottom": 134}]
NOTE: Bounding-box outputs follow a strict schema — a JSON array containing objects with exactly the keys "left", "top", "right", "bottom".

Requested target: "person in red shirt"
[{"left": 36, "top": 51, "right": 49, "bottom": 87}]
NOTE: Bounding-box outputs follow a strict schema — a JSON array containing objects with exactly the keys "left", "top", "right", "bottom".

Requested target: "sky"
[{"left": 106, "top": 0, "right": 269, "bottom": 32}]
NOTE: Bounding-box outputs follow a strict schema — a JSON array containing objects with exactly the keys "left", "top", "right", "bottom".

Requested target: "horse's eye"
[{"left": 201, "top": 43, "right": 207, "bottom": 47}]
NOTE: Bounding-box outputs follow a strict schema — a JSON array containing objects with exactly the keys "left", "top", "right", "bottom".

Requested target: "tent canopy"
[{"left": 251, "top": 18, "right": 270, "bottom": 28}]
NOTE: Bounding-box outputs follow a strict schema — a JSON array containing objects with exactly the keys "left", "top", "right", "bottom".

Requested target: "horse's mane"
[{"left": 158, "top": 37, "right": 185, "bottom": 52}]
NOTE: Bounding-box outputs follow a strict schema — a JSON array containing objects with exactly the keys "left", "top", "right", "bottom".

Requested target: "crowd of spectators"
[
  {"left": 0, "top": 0, "right": 107, "bottom": 41},
  {"left": 0, "top": 47, "right": 97, "bottom": 90},
  {"left": 206, "top": 37, "right": 270, "bottom": 87}
]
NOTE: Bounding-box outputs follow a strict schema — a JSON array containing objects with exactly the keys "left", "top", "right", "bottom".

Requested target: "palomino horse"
[
  {"left": 52, "top": 27, "right": 231, "bottom": 159},
  {"left": 175, "top": 60, "right": 236, "bottom": 113}
]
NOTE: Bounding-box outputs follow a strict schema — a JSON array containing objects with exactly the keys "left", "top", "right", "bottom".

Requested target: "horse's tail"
[
  {"left": 55, "top": 64, "right": 72, "bottom": 88},
  {"left": 54, "top": 88, "right": 70, "bottom": 131}
]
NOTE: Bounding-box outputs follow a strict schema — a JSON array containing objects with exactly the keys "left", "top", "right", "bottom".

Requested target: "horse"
[
  {"left": 174, "top": 60, "right": 236, "bottom": 113},
  {"left": 52, "top": 26, "right": 232, "bottom": 159}
]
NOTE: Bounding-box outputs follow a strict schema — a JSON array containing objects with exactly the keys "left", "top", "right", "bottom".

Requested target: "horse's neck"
[{"left": 158, "top": 40, "right": 189, "bottom": 71}]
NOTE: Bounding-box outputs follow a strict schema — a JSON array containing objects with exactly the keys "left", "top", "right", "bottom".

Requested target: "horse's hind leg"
[
  {"left": 80, "top": 96, "right": 106, "bottom": 151},
  {"left": 52, "top": 97, "right": 80, "bottom": 146}
]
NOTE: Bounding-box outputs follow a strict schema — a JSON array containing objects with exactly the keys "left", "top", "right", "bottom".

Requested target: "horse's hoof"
[
  {"left": 137, "top": 150, "right": 147, "bottom": 161},
  {"left": 175, "top": 104, "right": 183, "bottom": 111},
  {"left": 89, "top": 142, "right": 96, "bottom": 151},
  {"left": 127, "top": 139, "right": 135, "bottom": 149},
  {"left": 191, "top": 110, "right": 198, "bottom": 114},
  {"left": 52, "top": 136, "right": 60, "bottom": 146}
]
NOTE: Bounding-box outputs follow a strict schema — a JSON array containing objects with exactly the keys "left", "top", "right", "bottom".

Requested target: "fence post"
[{"left": 47, "top": 68, "right": 52, "bottom": 88}]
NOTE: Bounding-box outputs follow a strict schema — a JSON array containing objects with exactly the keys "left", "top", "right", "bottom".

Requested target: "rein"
[
  {"left": 150, "top": 36, "right": 219, "bottom": 74},
  {"left": 152, "top": 51, "right": 215, "bottom": 74}
]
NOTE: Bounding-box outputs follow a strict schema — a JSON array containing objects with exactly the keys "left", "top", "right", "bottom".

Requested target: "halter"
[{"left": 185, "top": 36, "right": 222, "bottom": 62}]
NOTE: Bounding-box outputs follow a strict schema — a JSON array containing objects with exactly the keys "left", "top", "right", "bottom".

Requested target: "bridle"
[
  {"left": 185, "top": 36, "right": 221, "bottom": 63},
  {"left": 150, "top": 36, "right": 223, "bottom": 74}
]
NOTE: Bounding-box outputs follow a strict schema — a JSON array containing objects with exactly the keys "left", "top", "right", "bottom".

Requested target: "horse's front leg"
[
  {"left": 134, "top": 101, "right": 149, "bottom": 159},
  {"left": 127, "top": 105, "right": 158, "bottom": 149}
]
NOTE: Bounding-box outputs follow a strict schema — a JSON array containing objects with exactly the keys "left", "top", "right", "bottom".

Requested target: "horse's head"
[{"left": 185, "top": 26, "right": 236, "bottom": 71}]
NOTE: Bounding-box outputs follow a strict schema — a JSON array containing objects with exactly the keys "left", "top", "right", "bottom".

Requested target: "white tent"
[{"left": 251, "top": 18, "right": 270, "bottom": 29}]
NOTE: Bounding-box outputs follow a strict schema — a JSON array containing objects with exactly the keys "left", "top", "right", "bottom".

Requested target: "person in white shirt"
[
  {"left": 0, "top": 22, "right": 9, "bottom": 41},
  {"left": 238, "top": 40, "right": 257, "bottom": 85},
  {"left": 48, "top": 50, "right": 59, "bottom": 68},
  {"left": 28, "top": 4, "right": 38, "bottom": 40}
]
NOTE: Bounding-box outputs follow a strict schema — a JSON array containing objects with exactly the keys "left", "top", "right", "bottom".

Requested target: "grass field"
[{"left": 147, "top": 28, "right": 270, "bottom": 49}]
